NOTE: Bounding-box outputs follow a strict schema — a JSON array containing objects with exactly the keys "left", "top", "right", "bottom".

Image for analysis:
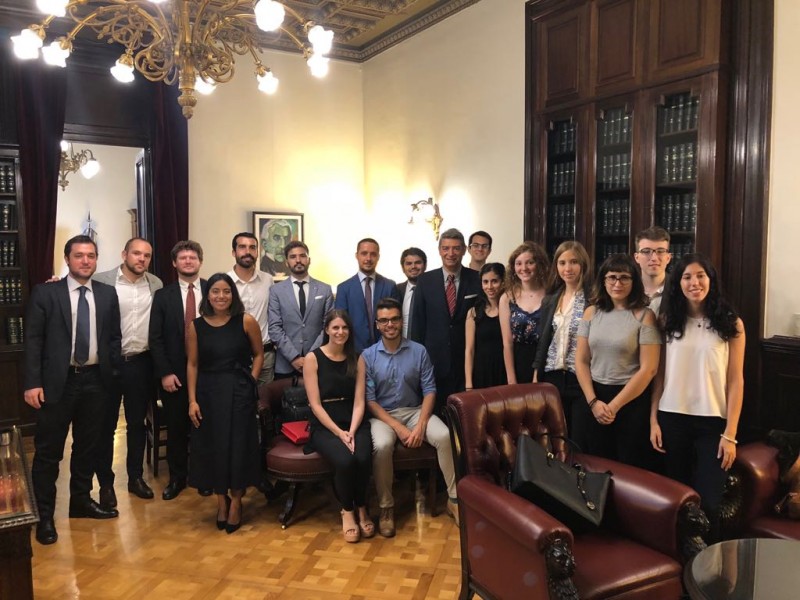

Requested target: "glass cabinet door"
[
  {"left": 594, "top": 105, "right": 632, "bottom": 267},
  {"left": 546, "top": 119, "right": 577, "bottom": 256}
]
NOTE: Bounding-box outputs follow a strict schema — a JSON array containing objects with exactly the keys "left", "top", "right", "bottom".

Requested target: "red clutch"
[{"left": 281, "top": 421, "right": 310, "bottom": 445}]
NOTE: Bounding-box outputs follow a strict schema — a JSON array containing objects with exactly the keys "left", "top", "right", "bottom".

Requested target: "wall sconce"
[
  {"left": 59, "top": 141, "right": 100, "bottom": 190},
  {"left": 408, "top": 197, "right": 443, "bottom": 240}
]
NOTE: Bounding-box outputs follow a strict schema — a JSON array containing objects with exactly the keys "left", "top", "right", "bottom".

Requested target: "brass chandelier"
[{"left": 12, "top": 1, "right": 334, "bottom": 118}]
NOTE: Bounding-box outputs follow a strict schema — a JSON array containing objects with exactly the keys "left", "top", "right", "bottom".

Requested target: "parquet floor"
[{"left": 27, "top": 420, "right": 463, "bottom": 599}]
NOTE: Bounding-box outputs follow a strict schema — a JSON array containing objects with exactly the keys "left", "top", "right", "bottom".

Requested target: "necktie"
[
  {"left": 74, "top": 286, "right": 89, "bottom": 365},
  {"left": 403, "top": 284, "right": 414, "bottom": 338},
  {"left": 446, "top": 274, "right": 456, "bottom": 317},
  {"left": 364, "top": 276, "right": 374, "bottom": 343},
  {"left": 295, "top": 281, "right": 306, "bottom": 318},
  {"left": 184, "top": 283, "right": 196, "bottom": 340}
]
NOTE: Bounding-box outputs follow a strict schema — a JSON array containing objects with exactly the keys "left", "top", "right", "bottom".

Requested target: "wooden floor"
[{"left": 28, "top": 421, "right": 463, "bottom": 599}]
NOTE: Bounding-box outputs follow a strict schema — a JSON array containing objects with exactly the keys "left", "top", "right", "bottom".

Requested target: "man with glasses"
[
  {"left": 364, "top": 298, "right": 458, "bottom": 537},
  {"left": 466, "top": 230, "right": 493, "bottom": 271},
  {"left": 633, "top": 226, "right": 672, "bottom": 314}
]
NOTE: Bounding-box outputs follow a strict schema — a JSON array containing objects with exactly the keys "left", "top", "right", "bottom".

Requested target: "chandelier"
[
  {"left": 12, "top": 1, "right": 334, "bottom": 118},
  {"left": 408, "top": 198, "right": 443, "bottom": 240},
  {"left": 58, "top": 141, "right": 100, "bottom": 190}
]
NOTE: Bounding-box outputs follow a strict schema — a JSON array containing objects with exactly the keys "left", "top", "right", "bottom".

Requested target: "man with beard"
[
  {"left": 227, "top": 232, "right": 275, "bottom": 385},
  {"left": 268, "top": 241, "right": 333, "bottom": 378},
  {"left": 92, "top": 238, "right": 163, "bottom": 508},
  {"left": 148, "top": 241, "right": 208, "bottom": 500},
  {"left": 397, "top": 247, "right": 427, "bottom": 339}
]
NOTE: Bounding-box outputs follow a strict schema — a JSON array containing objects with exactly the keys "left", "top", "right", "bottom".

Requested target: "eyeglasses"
[
  {"left": 469, "top": 243, "right": 490, "bottom": 250},
  {"left": 636, "top": 248, "right": 670, "bottom": 257},
  {"left": 376, "top": 317, "right": 402, "bottom": 325},
  {"left": 604, "top": 275, "right": 633, "bottom": 285}
]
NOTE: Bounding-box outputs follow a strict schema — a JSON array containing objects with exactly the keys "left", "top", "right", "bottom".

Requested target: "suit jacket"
[
  {"left": 148, "top": 279, "right": 207, "bottom": 383},
  {"left": 24, "top": 278, "right": 121, "bottom": 404},
  {"left": 268, "top": 277, "right": 334, "bottom": 374},
  {"left": 410, "top": 267, "right": 481, "bottom": 381},
  {"left": 93, "top": 267, "right": 163, "bottom": 295},
  {"left": 334, "top": 273, "right": 401, "bottom": 352},
  {"left": 397, "top": 281, "right": 409, "bottom": 298}
]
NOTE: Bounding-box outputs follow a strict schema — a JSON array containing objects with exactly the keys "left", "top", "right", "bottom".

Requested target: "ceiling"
[{"left": 0, "top": 0, "right": 483, "bottom": 62}]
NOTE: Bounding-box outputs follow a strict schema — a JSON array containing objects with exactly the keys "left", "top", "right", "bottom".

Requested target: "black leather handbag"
[
  {"left": 280, "top": 376, "right": 312, "bottom": 425},
  {"left": 510, "top": 433, "right": 611, "bottom": 532}
]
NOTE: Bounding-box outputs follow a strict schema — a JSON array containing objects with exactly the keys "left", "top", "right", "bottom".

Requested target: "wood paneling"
[
  {"left": 536, "top": 4, "right": 590, "bottom": 109},
  {"left": 0, "top": 349, "right": 29, "bottom": 431},
  {"left": 759, "top": 337, "right": 800, "bottom": 435},
  {"left": 591, "top": 0, "right": 644, "bottom": 95}
]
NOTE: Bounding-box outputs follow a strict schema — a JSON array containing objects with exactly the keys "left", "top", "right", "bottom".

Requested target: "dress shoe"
[
  {"left": 198, "top": 488, "right": 213, "bottom": 497},
  {"left": 69, "top": 499, "right": 119, "bottom": 519},
  {"left": 225, "top": 520, "right": 241, "bottom": 534},
  {"left": 162, "top": 479, "right": 186, "bottom": 501},
  {"left": 128, "top": 477, "right": 154, "bottom": 499},
  {"left": 99, "top": 486, "right": 117, "bottom": 510},
  {"left": 35, "top": 519, "right": 58, "bottom": 545},
  {"left": 378, "top": 507, "right": 395, "bottom": 538}
]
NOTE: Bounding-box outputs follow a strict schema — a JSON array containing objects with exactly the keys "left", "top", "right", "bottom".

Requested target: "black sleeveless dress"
[
  {"left": 189, "top": 313, "right": 260, "bottom": 493},
  {"left": 472, "top": 313, "right": 507, "bottom": 389}
]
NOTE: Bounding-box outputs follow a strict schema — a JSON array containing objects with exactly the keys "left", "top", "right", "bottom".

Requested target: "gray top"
[{"left": 577, "top": 308, "right": 661, "bottom": 385}]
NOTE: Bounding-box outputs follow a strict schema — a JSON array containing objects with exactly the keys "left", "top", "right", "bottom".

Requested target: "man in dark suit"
[
  {"left": 24, "top": 235, "right": 122, "bottom": 545},
  {"left": 267, "top": 241, "right": 333, "bottom": 378},
  {"left": 335, "top": 238, "right": 401, "bottom": 352},
  {"left": 396, "top": 247, "right": 427, "bottom": 339},
  {"left": 410, "top": 229, "right": 480, "bottom": 413},
  {"left": 148, "top": 240, "right": 207, "bottom": 500}
]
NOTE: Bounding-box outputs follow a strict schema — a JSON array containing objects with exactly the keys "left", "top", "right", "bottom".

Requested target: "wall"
[
  {"left": 54, "top": 143, "right": 141, "bottom": 275},
  {"left": 766, "top": 0, "right": 800, "bottom": 337}
]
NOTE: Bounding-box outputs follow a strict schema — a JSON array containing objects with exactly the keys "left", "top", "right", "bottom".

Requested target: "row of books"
[
  {"left": 661, "top": 94, "right": 699, "bottom": 134},
  {"left": 0, "top": 240, "right": 17, "bottom": 267},
  {"left": 0, "top": 165, "right": 15, "bottom": 195},
  {"left": 658, "top": 193, "right": 697, "bottom": 232},
  {"left": 0, "top": 204, "right": 16, "bottom": 231},
  {"left": 550, "top": 161, "right": 576, "bottom": 196},
  {"left": 598, "top": 243, "right": 629, "bottom": 260},
  {"left": 659, "top": 142, "right": 697, "bottom": 184},
  {"left": 549, "top": 204, "right": 575, "bottom": 238},
  {"left": 0, "top": 277, "right": 22, "bottom": 305},
  {"left": 597, "top": 199, "right": 630, "bottom": 235},
  {"left": 4, "top": 317, "right": 23, "bottom": 345},
  {"left": 667, "top": 242, "right": 695, "bottom": 259},
  {"left": 597, "top": 153, "right": 631, "bottom": 190},
  {"left": 551, "top": 122, "right": 577, "bottom": 155},
  {"left": 598, "top": 108, "right": 632, "bottom": 147}
]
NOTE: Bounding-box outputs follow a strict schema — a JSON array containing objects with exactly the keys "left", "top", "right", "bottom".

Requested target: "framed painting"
[{"left": 252, "top": 211, "right": 304, "bottom": 280}]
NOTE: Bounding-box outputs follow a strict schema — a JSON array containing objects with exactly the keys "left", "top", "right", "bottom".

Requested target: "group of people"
[{"left": 23, "top": 224, "right": 743, "bottom": 546}]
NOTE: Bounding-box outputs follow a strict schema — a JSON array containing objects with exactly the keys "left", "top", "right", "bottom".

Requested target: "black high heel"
[
  {"left": 216, "top": 496, "right": 231, "bottom": 531},
  {"left": 226, "top": 498, "right": 242, "bottom": 534}
]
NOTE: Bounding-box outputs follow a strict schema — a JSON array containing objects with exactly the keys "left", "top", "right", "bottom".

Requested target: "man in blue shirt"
[{"left": 362, "top": 298, "right": 458, "bottom": 537}]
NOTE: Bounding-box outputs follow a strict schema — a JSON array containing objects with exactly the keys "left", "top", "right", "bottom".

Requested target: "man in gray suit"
[
  {"left": 267, "top": 241, "right": 333, "bottom": 378},
  {"left": 92, "top": 238, "right": 163, "bottom": 507}
]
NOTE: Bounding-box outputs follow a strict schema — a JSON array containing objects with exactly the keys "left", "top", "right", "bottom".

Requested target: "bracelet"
[
  {"left": 588, "top": 398, "right": 599, "bottom": 409},
  {"left": 720, "top": 434, "right": 738, "bottom": 445}
]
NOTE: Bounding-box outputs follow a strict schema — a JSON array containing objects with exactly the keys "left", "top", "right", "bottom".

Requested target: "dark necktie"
[
  {"left": 364, "top": 276, "right": 374, "bottom": 343},
  {"left": 295, "top": 281, "right": 306, "bottom": 318},
  {"left": 74, "top": 285, "right": 89, "bottom": 365},
  {"left": 446, "top": 274, "right": 456, "bottom": 317},
  {"left": 184, "top": 283, "right": 195, "bottom": 340}
]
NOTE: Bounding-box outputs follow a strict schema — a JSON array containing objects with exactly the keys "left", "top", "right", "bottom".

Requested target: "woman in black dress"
[
  {"left": 465, "top": 262, "right": 507, "bottom": 390},
  {"left": 303, "top": 309, "right": 373, "bottom": 543},
  {"left": 187, "top": 273, "right": 263, "bottom": 534}
]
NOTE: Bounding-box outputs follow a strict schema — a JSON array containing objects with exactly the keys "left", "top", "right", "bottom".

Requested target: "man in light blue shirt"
[{"left": 362, "top": 298, "right": 458, "bottom": 537}]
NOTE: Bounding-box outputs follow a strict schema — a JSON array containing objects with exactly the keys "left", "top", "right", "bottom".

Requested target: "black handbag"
[
  {"left": 510, "top": 433, "right": 611, "bottom": 532},
  {"left": 280, "top": 376, "right": 311, "bottom": 425}
]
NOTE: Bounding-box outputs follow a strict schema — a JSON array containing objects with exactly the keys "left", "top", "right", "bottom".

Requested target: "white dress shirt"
[
  {"left": 114, "top": 267, "right": 153, "bottom": 356},
  {"left": 402, "top": 282, "right": 415, "bottom": 338},
  {"left": 228, "top": 268, "right": 273, "bottom": 342},
  {"left": 67, "top": 275, "right": 98, "bottom": 366},
  {"left": 290, "top": 275, "right": 311, "bottom": 311}
]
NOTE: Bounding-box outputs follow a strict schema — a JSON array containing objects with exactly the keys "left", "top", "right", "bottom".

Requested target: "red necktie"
[
  {"left": 184, "top": 283, "right": 196, "bottom": 340},
  {"left": 446, "top": 274, "right": 456, "bottom": 317}
]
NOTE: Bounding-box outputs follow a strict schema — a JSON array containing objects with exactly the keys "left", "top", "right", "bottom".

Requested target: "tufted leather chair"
[{"left": 447, "top": 383, "right": 708, "bottom": 600}]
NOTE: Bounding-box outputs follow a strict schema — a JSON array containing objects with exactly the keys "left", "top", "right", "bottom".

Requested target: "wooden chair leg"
[
  {"left": 278, "top": 482, "right": 300, "bottom": 529},
  {"left": 428, "top": 467, "right": 438, "bottom": 517}
]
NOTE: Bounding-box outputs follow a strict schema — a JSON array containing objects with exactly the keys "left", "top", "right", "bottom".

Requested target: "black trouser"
[
  {"left": 95, "top": 352, "right": 154, "bottom": 486},
  {"left": 540, "top": 369, "right": 581, "bottom": 436},
  {"left": 32, "top": 367, "right": 108, "bottom": 519},
  {"left": 658, "top": 411, "right": 728, "bottom": 515},
  {"left": 161, "top": 385, "right": 190, "bottom": 483},
  {"left": 311, "top": 423, "right": 372, "bottom": 510}
]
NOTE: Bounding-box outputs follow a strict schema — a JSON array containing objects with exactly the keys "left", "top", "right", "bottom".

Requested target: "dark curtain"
[
  {"left": 151, "top": 83, "right": 188, "bottom": 284},
  {"left": 15, "top": 61, "right": 67, "bottom": 287}
]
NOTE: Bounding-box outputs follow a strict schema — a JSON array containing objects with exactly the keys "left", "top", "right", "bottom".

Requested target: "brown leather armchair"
[{"left": 447, "top": 383, "right": 709, "bottom": 600}]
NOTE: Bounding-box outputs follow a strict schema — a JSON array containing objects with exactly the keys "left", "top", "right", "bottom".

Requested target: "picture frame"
[{"left": 252, "top": 211, "right": 304, "bottom": 280}]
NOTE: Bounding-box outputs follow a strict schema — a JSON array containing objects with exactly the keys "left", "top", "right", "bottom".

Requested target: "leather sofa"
[{"left": 447, "top": 383, "right": 709, "bottom": 600}]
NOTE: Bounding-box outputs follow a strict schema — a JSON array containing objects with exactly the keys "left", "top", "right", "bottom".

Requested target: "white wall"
[
  {"left": 766, "top": 0, "right": 800, "bottom": 337},
  {"left": 54, "top": 144, "right": 141, "bottom": 275}
]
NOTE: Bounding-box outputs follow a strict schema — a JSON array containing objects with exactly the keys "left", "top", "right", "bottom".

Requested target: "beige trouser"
[{"left": 370, "top": 406, "right": 457, "bottom": 509}]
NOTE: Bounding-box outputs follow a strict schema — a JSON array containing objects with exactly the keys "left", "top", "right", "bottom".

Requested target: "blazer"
[
  {"left": 148, "top": 279, "right": 207, "bottom": 383},
  {"left": 334, "top": 273, "right": 401, "bottom": 352},
  {"left": 93, "top": 267, "right": 163, "bottom": 296},
  {"left": 397, "top": 281, "right": 409, "bottom": 298},
  {"left": 268, "top": 277, "right": 334, "bottom": 374},
  {"left": 24, "top": 278, "right": 121, "bottom": 404},
  {"left": 410, "top": 267, "right": 481, "bottom": 380}
]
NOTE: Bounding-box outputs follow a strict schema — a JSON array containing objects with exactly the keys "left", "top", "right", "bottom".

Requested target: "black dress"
[
  {"left": 308, "top": 348, "right": 372, "bottom": 510},
  {"left": 189, "top": 314, "right": 260, "bottom": 493},
  {"left": 472, "top": 313, "right": 507, "bottom": 389}
]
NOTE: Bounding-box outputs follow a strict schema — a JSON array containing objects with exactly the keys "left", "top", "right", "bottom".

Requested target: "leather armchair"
[{"left": 447, "top": 383, "right": 709, "bottom": 600}]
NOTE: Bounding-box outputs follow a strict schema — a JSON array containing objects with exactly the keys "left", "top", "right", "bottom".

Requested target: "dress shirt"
[
  {"left": 362, "top": 338, "right": 436, "bottom": 411},
  {"left": 228, "top": 268, "right": 273, "bottom": 342},
  {"left": 442, "top": 267, "right": 461, "bottom": 295},
  {"left": 358, "top": 271, "right": 373, "bottom": 295},
  {"left": 67, "top": 276, "right": 98, "bottom": 366},
  {"left": 290, "top": 275, "right": 311, "bottom": 310},
  {"left": 114, "top": 267, "right": 153, "bottom": 355},
  {"left": 178, "top": 278, "right": 202, "bottom": 319},
  {"left": 402, "top": 282, "right": 415, "bottom": 338}
]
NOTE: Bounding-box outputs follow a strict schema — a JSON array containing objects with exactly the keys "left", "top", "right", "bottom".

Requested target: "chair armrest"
[
  {"left": 735, "top": 442, "right": 781, "bottom": 523},
  {"left": 577, "top": 454, "right": 700, "bottom": 561}
]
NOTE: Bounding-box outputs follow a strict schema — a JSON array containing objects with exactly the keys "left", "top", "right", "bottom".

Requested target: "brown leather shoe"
[{"left": 378, "top": 507, "right": 395, "bottom": 538}]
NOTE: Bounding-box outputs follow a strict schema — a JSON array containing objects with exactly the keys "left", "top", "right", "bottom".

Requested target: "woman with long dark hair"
[
  {"left": 650, "top": 254, "right": 745, "bottom": 523},
  {"left": 465, "top": 262, "right": 507, "bottom": 390},
  {"left": 532, "top": 241, "right": 592, "bottom": 431},
  {"left": 187, "top": 273, "right": 263, "bottom": 534},
  {"left": 574, "top": 254, "right": 660, "bottom": 467},
  {"left": 303, "top": 309, "right": 373, "bottom": 543}
]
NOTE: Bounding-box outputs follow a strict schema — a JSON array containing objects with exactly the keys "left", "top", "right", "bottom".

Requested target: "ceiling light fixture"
[
  {"left": 408, "top": 198, "right": 443, "bottom": 240},
  {"left": 59, "top": 141, "right": 101, "bottom": 190},
  {"left": 13, "top": 1, "right": 334, "bottom": 119}
]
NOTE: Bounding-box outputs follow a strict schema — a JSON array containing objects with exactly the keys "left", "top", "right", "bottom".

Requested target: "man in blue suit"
[{"left": 334, "top": 238, "right": 401, "bottom": 352}]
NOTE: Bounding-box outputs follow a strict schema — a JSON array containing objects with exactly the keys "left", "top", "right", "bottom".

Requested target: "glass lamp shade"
[
  {"left": 257, "top": 70, "right": 279, "bottom": 94},
  {"left": 80, "top": 159, "right": 100, "bottom": 180},
  {"left": 110, "top": 58, "right": 135, "bottom": 83},
  {"left": 36, "top": 0, "right": 67, "bottom": 17},
  {"left": 11, "top": 28, "right": 43, "bottom": 60},
  {"left": 308, "top": 25, "right": 333, "bottom": 56},
  {"left": 307, "top": 52, "right": 329, "bottom": 78},
  {"left": 254, "top": 0, "right": 285, "bottom": 32},
  {"left": 42, "top": 40, "right": 70, "bottom": 67},
  {"left": 194, "top": 76, "right": 216, "bottom": 95}
]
